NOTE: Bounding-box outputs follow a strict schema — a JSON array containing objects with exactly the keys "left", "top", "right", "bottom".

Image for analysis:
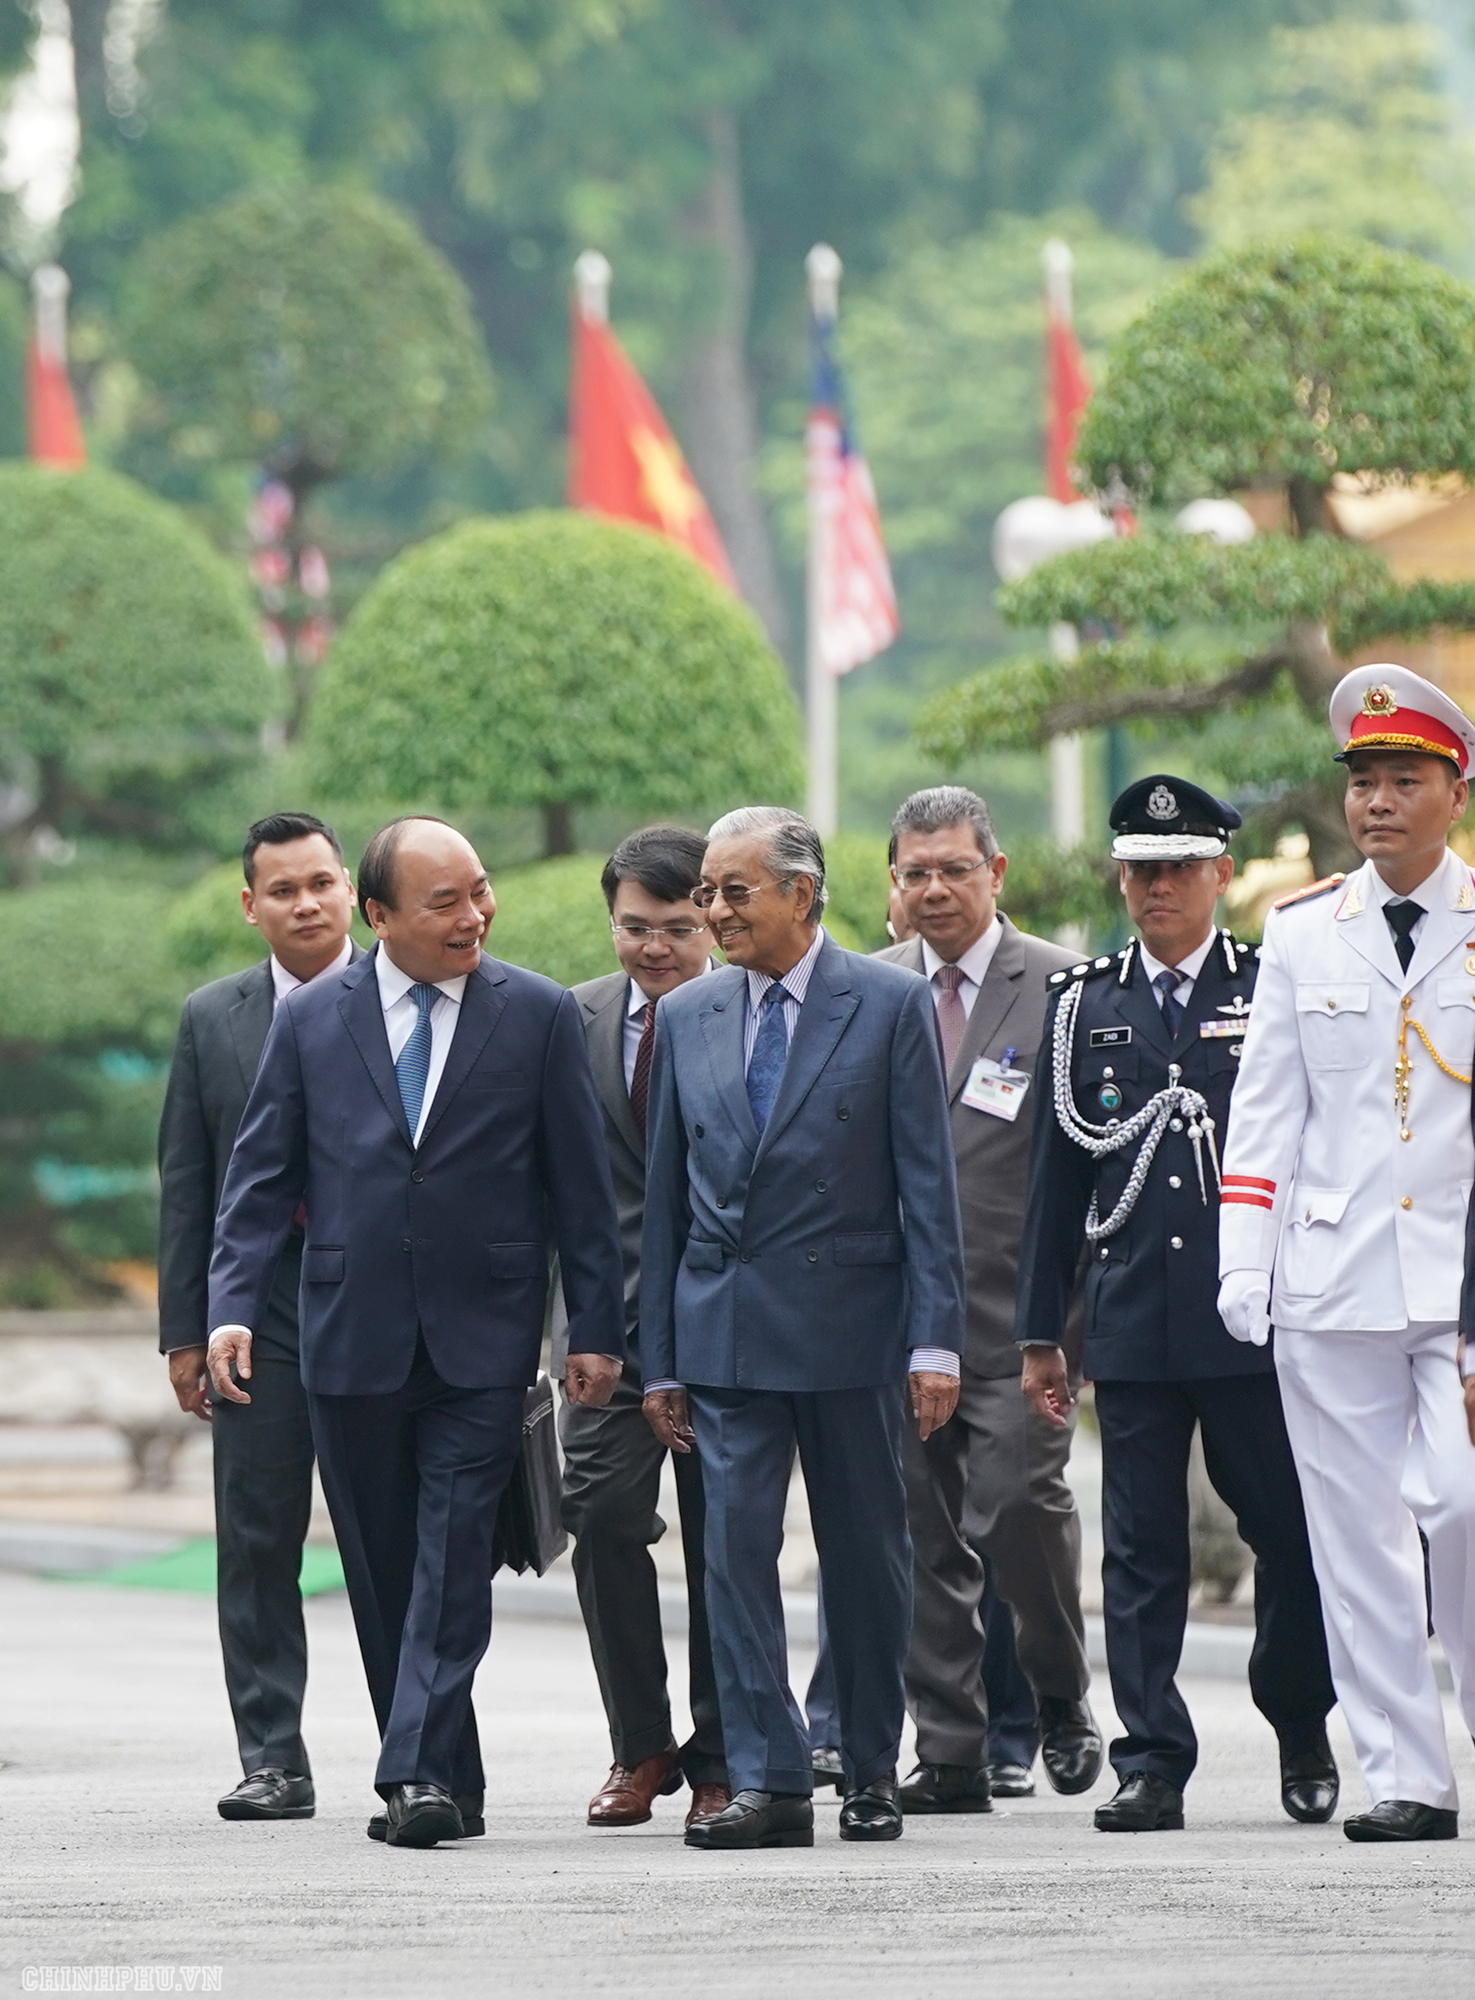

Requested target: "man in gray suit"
[
  {"left": 642, "top": 806, "right": 966, "bottom": 1851},
  {"left": 158, "top": 811, "right": 358, "bottom": 1821},
  {"left": 560, "top": 826, "right": 730, "bottom": 1833},
  {"left": 877, "top": 787, "right": 1102, "bottom": 1812}
]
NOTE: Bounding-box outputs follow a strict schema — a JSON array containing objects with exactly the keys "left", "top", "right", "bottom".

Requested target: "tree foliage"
[
  {"left": 0, "top": 466, "right": 271, "bottom": 880},
  {"left": 119, "top": 185, "right": 493, "bottom": 496},
  {"left": 304, "top": 511, "right": 804, "bottom": 856}
]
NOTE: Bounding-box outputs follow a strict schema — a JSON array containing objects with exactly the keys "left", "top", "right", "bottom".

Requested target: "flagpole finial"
[
  {"left": 32, "top": 263, "right": 71, "bottom": 366},
  {"left": 573, "top": 250, "right": 612, "bottom": 325},
  {"left": 1042, "top": 238, "right": 1074, "bottom": 322},
  {"left": 806, "top": 243, "right": 842, "bottom": 322}
]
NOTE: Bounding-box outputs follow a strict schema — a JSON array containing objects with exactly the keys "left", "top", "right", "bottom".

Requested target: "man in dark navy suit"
[
  {"left": 641, "top": 806, "right": 966, "bottom": 1851},
  {"left": 207, "top": 816, "right": 625, "bottom": 1848},
  {"left": 1016, "top": 776, "right": 1337, "bottom": 1834}
]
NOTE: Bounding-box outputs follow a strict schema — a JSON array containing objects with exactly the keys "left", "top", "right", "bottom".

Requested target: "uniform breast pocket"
[
  {"left": 1278, "top": 1185, "right": 1350, "bottom": 1297},
  {"left": 1295, "top": 983, "right": 1370, "bottom": 1069},
  {"left": 1432, "top": 980, "right": 1475, "bottom": 1072}
]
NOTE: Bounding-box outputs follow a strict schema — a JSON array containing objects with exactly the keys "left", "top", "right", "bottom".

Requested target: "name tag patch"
[
  {"left": 960, "top": 1057, "right": 1031, "bottom": 1122},
  {"left": 1088, "top": 1026, "right": 1132, "bottom": 1049}
]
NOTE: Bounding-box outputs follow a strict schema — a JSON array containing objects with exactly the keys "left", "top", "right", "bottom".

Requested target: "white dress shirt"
[
  {"left": 920, "top": 916, "right": 1003, "bottom": 1021},
  {"left": 648, "top": 925, "right": 958, "bottom": 1391},
  {"left": 374, "top": 947, "right": 469, "bottom": 1147},
  {"left": 1138, "top": 927, "right": 1217, "bottom": 1012},
  {"left": 270, "top": 936, "right": 352, "bottom": 1008}
]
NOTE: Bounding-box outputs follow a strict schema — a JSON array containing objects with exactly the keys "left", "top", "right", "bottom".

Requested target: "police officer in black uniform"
[{"left": 1014, "top": 776, "right": 1338, "bottom": 1833}]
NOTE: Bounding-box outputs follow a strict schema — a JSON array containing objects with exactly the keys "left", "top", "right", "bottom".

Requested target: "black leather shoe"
[
  {"left": 811, "top": 1746, "right": 846, "bottom": 1793},
  {"left": 1280, "top": 1735, "right": 1339, "bottom": 1824},
  {"left": 839, "top": 1775, "right": 903, "bottom": 1842},
  {"left": 685, "top": 1789, "right": 814, "bottom": 1849},
  {"left": 382, "top": 1783, "right": 464, "bottom": 1849},
  {"left": 1039, "top": 1697, "right": 1104, "bottom": 1796},
  {"left": 1344, "top": 1800, "right": 1459, "bottom": 1843},
  {"left": 989, "top": 1761, "right": 1036, "bottom": 1799},
  {"left": 898, "top": 1761, "right": 992, "bottom": 1814},
  {"left": 218, "top": 1770, "right": 315, "bottom": 1821},
  {"left": 368, "top": 1789, "right": 484, "bottom": 1842},
  {"left": 1094, "top": 1771, "right": 1184, "bottom": 1832}
]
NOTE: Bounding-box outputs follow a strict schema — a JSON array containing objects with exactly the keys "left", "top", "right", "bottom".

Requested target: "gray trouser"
[{"left": 902, "top": 1367, "right": 1088, "bottom": 1768}]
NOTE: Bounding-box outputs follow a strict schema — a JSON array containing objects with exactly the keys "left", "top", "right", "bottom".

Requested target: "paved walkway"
[{"left": 2, "top": 1572, "right": 1473, "bottom": 1997}]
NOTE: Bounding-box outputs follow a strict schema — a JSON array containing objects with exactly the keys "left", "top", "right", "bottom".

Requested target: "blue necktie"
[
  {"left": 395, "top": 982, "right": 439, "bottom": 1138},
  {"left": 1154, "top": 967, "right": 1186, "bottom": 1039},
  {"left": 746, "top": 983, "right": 792, "bottom": 1134}
]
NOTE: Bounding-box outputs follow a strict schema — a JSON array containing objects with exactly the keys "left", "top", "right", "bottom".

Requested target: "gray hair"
[
  {"left": 706, "top": 805, "right": 828, "bottom": 921},
  {"left": 888, "top": 786, "right": 999, "bottom": 867}
]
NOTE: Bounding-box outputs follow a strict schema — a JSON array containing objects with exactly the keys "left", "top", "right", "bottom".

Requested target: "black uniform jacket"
[{"left": 1014, "top": 930, "right": 1274, "bottom": 1383}]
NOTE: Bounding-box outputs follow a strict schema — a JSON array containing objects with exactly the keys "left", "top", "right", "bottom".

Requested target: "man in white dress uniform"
[{"left": 1218, "top": 663, "right": 1475, "bottom": 1843}]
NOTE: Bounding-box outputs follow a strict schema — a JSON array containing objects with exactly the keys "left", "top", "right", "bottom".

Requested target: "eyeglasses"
[
  {"left": 894, "top": 859, "right": 991, "bottom": 891},
  {"left": 609, "top": 921, "right": 710, "bottom": 942},
  {"left": 691, "top": 880, "right": 773, "bottom": 910}
]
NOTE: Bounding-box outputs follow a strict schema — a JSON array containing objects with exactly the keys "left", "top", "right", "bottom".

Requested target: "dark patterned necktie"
[
  {"left": 932, "top": 963, "right": 966, "bottom": 1072},
  {"left": 629, "top": 1002, "right": 657, "bottom": 1138},
  {"left": 1385, "top": 899, "right": 1420, "bottom": 974},
  {"left": 746, "top": 983, "right": 791, "bottom": 1133},
  {"left": 1154, "top": 967, "right": 1187, "bottom": 1039}
]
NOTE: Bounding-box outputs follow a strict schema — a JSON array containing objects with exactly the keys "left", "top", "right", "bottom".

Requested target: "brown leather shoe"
[
  {"left": 685, "top": 1782, "right": 732, "bottom": 1830},
  {"left": 587, "top": 1750, "right": 684, "bottom": 1826}
]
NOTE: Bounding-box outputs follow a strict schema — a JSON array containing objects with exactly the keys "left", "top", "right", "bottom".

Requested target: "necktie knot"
[
  {"left": 1153, "top": 968, "right": 1185, "bottom": 1000},
  {"left": 1385, "top": 899, "right": 1421, "bottom": 972},
  {"left": 933, "top": 964, "right": 964, "bottom": 993},
  {"left": 409, "top": 981, "right": 439, "bottom": 1018},
  {"left": 1154, "top": 966, "right": 1187, "bottom": 1036},
  {"left": 761, "top": 981, "right": 791, "bottom": 1010}
]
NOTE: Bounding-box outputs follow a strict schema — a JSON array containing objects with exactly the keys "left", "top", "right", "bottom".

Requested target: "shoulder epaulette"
[
  {"left": 1273, "top": 872, "right": 1345, "bottom": 912},
  {"left": 1047, "top": 948, "right": 1131, "bottom": 992},
  {"left": 1217, "top": 928, "right": 1261, "bottom": 972}
]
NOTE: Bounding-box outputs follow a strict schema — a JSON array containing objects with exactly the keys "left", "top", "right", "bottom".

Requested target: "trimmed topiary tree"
[
  {"left": 0, "top": 464, "right": 272, "bottom": 882},
  {"left": 919, "top": 237, "right": 1475, "bottom": 874},
  {"left": 303, "top": 511, "right": 805, "bottom": 856}
]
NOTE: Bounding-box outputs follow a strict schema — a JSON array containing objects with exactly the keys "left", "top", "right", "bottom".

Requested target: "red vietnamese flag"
[
  {"left": 28, "top": 265, "right": 86, "bottom": 470},
  {"left": 1042, "top": 240, "right": 1091, "bottom": 506},
  {"left": 567, "top": 251, "right": 734, "bottom": 589}
]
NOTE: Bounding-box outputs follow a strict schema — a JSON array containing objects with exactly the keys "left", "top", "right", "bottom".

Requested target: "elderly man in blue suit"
[
  {"left": 207, "top": 816, "right": 626, "bottom": 1849},
  {"left": 642, "top": 806, "right": 966, "bottom": 1849}
]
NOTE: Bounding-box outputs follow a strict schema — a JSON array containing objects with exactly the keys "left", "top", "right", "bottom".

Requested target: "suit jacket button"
[
  {"left": 1168, "top": 1175, "right": 1181, "bottom": 1189},
  {"left": 807, "top": 1250, "right": 819, "bottom": 1264},
  {"left": 837, "top": 1109, "right": 850, "bottom": 1121},
  {"left": 694, "top": 1123, "right": 705, "bottom": 1137},
  {"left": 411, "top": 1170, "right": 425, "bottom": 1184},
  {"left": 1098, "top": 1247, "right": 1109, "bottom": 1262},
  {"left": 401, "top": 1237, "right": 412, "bottom": 1252},
  {"left": 1170, "top": 1236, "right": 1183, "bottom": 1250},
  {"left": 740, "top": 1251, "right": 752, "bottom": 1263},
  {"left": 716, "top": 1197, "right": 727, "bottom": 1208},
  {"left": 814, "top": 1179, "right": 828, "bottom": 1193}
]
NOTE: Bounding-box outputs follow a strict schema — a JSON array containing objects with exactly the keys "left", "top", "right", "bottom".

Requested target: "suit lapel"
[
  {"left": 337, "top": 948, "right": 413, "bottom": 1147},
  {"left": 1172, "top": 934, "right": 1229, "bottom": 1057},
  {"left": 586, "top": 976, "right": 643, "bottom": 1156},
  {"left": 948, "top": 920, "right": 1025, "bottom": 1100},
  {"left": 1333, "top": 862, "right": 1404, "bottom": 988},
  {"left": 756, "top": 937, "right": 860, "bottom": 1159},
  {"left": 1405, "top": 850, "right": 1475, "bottom": 988},
  {"left": 698, "top": 967, "right": 759, "bottom": 1150},
  {"left": 417, "top": 956, "right": 511, "bottom": 1146},
  {"left": 226, "top": 961, "right": 274, "bottom": 1093}
]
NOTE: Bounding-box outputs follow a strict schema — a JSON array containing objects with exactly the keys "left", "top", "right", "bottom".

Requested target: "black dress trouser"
[
  {"left": 560, "top": 1359, "right": 726, "bottom": 1786},
  {"left": 1094, "top": 1371, "right": 1336, "bottom": 1792},
  {"left": 208, "top": 1243, "right": 315, "bottom": 1778}
]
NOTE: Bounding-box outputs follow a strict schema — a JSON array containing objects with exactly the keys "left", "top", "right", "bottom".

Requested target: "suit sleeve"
[
  {"left": 538, "top": 989, "right": 625, "bottom": 1361},
  {"left": 1217, "top": 913, "right": 1307, "bottom": 1278},
  {"left": 1013, "top": 989, "right": 1096, "bottom": 1348},
  {"left": 206, "top": 998, "right": 309, "bottom": 1336},
  {"left": 156, "top": 1000, "right": 214, "bottom": 1354},
  {"left": 891, "top": 977, "right": 966, "bottom": 1356},
  {"left": 637, "top": 1003, "right": 690, "bottom": 1387}
]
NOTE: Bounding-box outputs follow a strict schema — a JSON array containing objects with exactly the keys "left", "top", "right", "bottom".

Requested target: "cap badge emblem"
[
  {"left": 1146, "top": 784, "right": 1178, "bottom": 821},
  {"left": 1361, "top": 685, "right": 1398, "bottom": 718}
]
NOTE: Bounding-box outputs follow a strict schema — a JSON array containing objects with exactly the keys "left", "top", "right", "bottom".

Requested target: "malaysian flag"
[{"left": 806, "top": 276, "right": 898, "bottom": 677}]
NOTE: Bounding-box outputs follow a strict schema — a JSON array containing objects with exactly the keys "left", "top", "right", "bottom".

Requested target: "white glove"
[{"left": 1218, "top": 1270, "right": 1271, "bottom": 1347}]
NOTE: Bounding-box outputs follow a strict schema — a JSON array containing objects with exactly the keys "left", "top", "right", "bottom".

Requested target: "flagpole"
[{"left": 805, "top": 243, "right": 842, "bottom": 837}]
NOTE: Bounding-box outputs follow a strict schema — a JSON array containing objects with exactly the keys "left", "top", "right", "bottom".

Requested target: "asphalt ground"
[{"left": 2, "top": 1570, "right": 1473, "bottom": 1998}]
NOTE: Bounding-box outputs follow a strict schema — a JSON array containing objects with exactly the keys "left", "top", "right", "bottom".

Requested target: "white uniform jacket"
[{"left": 1219, "top": 847, "right": 1475, "bottom": 1330}]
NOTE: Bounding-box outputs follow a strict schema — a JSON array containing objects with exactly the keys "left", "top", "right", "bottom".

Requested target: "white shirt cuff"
[
  {"left": 642, "top": 1379, "right": 682, "bottom": 1395},
  {"left": 909, "top": 1348, "right": 960, "bottom": 1377},
  {"left": 208, "top": 1325, "right": 252, "bottom": 1343}
]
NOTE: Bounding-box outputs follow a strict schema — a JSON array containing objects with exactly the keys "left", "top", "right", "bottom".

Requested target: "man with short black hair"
[
  {"left": 559, "top": 826, "right": 730, "bottom": 1833},
  {"left": 877, "top": 785, "right": 1101, "bottom": 1815},
  {"left": 159, "top": 811, "right": 357, "bottom": 1821}
]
